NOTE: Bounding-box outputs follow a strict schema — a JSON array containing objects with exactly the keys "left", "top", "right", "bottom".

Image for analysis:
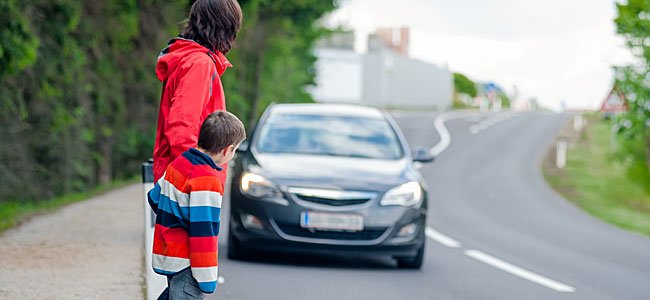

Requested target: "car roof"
[{"left": 268, "top": 103, "right": 386, "bottom": 119}]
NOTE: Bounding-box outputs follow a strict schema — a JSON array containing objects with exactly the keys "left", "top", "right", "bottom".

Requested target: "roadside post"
[
  {"left": 480, "top": 97, "right": 489, "bottom": 112},
  {"left": 142, "top": 159, "right": 167, "bottom": 300},
  {"left": 573, "top": 115, "right": 586, "bottom": 132},
  {"left": 556, "top": 137, "right": 568, "bottom": 169}
]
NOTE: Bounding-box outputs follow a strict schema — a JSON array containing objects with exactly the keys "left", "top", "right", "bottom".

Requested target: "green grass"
[
  {"left": 451, "top": 99, "right": 474, "bottom": 109},
  {"left": 0, "top": 177, "right": 138, "bottom": 233},
  {"left": 544, "top": 117, "right": 650, "bottom": 236}
]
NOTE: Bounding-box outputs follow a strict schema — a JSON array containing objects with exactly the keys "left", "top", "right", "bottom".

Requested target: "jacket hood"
[{"left": 156, "top": 38, "right": 232, "bottom": 81}]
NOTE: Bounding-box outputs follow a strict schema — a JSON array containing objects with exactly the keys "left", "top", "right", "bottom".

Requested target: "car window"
[{"left": 255, "top": 114, "right": 403, "bottom": 159}]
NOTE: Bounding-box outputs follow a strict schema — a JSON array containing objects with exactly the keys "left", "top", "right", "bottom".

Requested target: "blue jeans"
[{"left": 157, "top": 268, "right": 205, "bottom": 300}]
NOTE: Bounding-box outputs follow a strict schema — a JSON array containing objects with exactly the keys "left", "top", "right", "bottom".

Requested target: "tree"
[
  {"left": 0, "top": 0, "right": 187, "bottom": 201},
  {"left": 0, "top": 0, "right": 39, "bottom": 78},
  {"left": 497, "top": 91, "right": 511, "bottom": 109},
  {"left": 223, "top": 0, "right": 337, "bottom": 128},
  {"left": 453, "top": 72, "right": 477, "bottom": 98},
  {"left": 613, "top": 0, "right": 650, "bottom": 167},
  {"left": 0, "top": 0, "right": 337, "bottom": 203}
]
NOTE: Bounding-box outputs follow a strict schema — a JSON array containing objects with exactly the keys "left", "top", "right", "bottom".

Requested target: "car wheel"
[
  {"left": 227, "top": 228, "right": 247, "bottom": 260},
  {"left": 396, "top": 242, "right": 425, "bottom": 269}
]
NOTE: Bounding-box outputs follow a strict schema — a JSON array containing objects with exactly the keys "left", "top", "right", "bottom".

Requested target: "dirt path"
[{"left": 0, "top": 184, "right": 144, "bottom": 300}]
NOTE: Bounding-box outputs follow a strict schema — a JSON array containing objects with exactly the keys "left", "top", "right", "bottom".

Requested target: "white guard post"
[
  {"left": 556, "top": 137, "right": 568, "bottom": 169},
  {"left": 573, "top": 115, "right": 585, "bottom": 132},
  {"left": 142, "top": 159, "right": 167, "bottom": 300}
]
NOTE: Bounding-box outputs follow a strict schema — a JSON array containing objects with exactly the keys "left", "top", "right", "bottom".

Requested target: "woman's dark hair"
[{"left": 181, "top": 0, "right": 242, "bottom": 54}]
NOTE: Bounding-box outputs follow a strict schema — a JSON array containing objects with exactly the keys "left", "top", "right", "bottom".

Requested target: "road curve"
[{"left": 213, "top": 111, "right": 650, "bottom": 300}]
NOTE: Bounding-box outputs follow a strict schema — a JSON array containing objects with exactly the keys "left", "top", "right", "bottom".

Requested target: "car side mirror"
[
  {"left": 412, "top": 148, "right": 435, "bottom": 163},
  {"left": 237, "top": 140, "right": 249, "bottom": 153}
]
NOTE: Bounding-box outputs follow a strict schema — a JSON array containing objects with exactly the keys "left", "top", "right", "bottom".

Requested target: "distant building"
[
  {"left": 310, "top": 28, "right": 453, "bottom": 110},
  {"left": 310, "top": 47, "right": 363, "bottom": 104},
  {"left": 315, "top": 30, "right": 355, "bottom": 50},
  {"left": 362, "top": 48, "right": 452, "bottom": 109},
  {"left": 369, "top": 27, "right": 410, "bottom": 56},
  {"left": 310, "top": 31, "right": 363, "bottom": 104}
]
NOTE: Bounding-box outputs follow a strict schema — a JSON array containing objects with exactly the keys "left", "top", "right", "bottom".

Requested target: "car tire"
[
  {"left": 396, "top": 242, "right": 425, "bottom": 269},
  {"left": 227, "top": 228, "right": 247, "bottom": 260}
]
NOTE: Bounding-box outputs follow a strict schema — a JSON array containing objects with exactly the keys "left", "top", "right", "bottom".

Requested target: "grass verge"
[
  {"left": 544, "top": 115, "right": 650, "bottom": 236},
  {"left": 0, "top": 177, "right": 138, "bottom": 233}
]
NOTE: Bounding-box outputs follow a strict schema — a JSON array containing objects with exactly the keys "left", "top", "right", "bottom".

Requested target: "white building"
[
  {"left": 310, "top": 29, "right": 453, "bottom": 110},
  {"left": 311, "top": 48, "right": 363, "bottom": 104}
]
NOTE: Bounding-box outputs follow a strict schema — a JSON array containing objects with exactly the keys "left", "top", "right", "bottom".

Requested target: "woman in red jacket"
[{"left": 153, "top": 0, "right": 242, "bottom": 184}]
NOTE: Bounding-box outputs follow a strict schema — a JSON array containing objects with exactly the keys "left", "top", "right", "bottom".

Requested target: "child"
[{"left": 148, "top": 110, "right": 246, "bottom": 299}]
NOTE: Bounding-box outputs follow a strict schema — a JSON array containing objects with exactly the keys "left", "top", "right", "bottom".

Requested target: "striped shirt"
[{"left": 147, "top": 148, "right": 223, "bottom": 293}]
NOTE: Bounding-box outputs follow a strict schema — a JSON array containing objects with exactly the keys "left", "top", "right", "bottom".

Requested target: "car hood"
[{"left": 246, "top": 153, "right": 415, "bottom": 192}]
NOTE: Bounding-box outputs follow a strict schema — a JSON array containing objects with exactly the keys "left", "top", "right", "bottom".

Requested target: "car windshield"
[{"left": 255, "top": 113, "right": 403, "bottom": 159}]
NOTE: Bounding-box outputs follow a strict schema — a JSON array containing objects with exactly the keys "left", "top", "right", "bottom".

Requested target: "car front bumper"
[{"left": 228, "top": 190, "right": 426, "bottom": 258}]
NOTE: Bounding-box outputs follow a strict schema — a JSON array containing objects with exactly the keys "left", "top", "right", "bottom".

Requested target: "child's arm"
[
  {"left": 187, "top": 176, "right": 222, "bottom": 294},
  {"left": 147, "top": 178, "right": 163, "bottom": 213}
]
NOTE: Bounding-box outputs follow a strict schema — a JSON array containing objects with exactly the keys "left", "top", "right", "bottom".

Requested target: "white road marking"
[
  {"left": 425, "top": 112, "right": 471, "bottom": 248},
  {"left": 218, "top": 276, "right": 226, "bottom": 284},
  {"left": 424, "top": 111, "right": 576, "bottom": 293},
  {"left": 425, "top": 227, "right": 462, "bottom": 248},
  {"left": 464, "top": 250, "right": 576, "bottom": 293},
  {"left": 430, "top": 112, "right": 463, "bottom": 156},
  {"left": 469, "top": 112, "right": 519, "bottom": 134}
]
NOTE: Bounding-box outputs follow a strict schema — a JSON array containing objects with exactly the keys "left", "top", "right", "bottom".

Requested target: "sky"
[{"left": 326, "top": 0, "right": 634, "bottom": 110}]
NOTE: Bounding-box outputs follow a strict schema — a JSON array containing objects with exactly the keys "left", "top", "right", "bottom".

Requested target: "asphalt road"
[{"left": 211, "top": 111, "right": 650, "bottom": 300}]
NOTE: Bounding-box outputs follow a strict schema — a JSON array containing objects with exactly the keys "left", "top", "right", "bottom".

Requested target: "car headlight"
[
  {"left": 380, "top": 182, "right": 423, "bottom": 207},
  {"left": 240, "top": 172, "right": 282, "bottom": 198}
]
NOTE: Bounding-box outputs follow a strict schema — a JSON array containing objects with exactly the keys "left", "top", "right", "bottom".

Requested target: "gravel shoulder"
[{"left": 0, "top": 184, "right": 144, "bottom": 300}]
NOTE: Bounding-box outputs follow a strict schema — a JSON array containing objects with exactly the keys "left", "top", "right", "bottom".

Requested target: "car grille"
[
  {"left": 275, "top": 222, "right": 387, "bottom": 241},
  {"left": 287, "top": 187, "right": 377, "bottom": 207},
  {"left": 294, "top": 194, "right": 369, "bottom": 206}
]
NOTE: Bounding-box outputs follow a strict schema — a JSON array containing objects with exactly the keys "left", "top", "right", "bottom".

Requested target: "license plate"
[{"left": 300, "top": 211, "right": 364, "bottom": 231}]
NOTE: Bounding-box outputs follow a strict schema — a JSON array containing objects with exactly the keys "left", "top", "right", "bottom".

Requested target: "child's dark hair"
[
  {"left": 181, "top": 0, "right": 242, "bottom": 54},
  {"left": 198, "top": 110, "right": 246, "bottom": 154}
]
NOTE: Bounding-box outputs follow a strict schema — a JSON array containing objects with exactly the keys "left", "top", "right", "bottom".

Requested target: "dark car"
[{"left": 227, "top": 104, "right": 434, "bottom": 268}]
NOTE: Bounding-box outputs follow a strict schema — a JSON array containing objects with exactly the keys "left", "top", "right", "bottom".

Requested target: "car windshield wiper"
[
  {"left": 320, "top": 152, "right": 379, "bottom": 159},
  {"left": 260, "top": 149, "right": 384, "bottom": 159}
]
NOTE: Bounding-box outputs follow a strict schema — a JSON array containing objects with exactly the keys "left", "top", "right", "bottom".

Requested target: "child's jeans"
[{"left": 157, "top": 268, "right": 205, "bottom": 300}]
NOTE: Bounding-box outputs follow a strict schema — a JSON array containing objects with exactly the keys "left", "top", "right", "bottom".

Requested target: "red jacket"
[{"left": 153, "top": 38, "right": 232, "bottom": 183}]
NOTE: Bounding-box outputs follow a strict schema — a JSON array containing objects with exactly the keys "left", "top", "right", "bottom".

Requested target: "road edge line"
[
  {"left": 425, "top": 227, "right": 462, "bottom": 248},
  {"left": 464, "top": 249, "right": 576, "bottom": 293},
  {"left": 430, "top": 111, "right": 474, "bottom": 156}
]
